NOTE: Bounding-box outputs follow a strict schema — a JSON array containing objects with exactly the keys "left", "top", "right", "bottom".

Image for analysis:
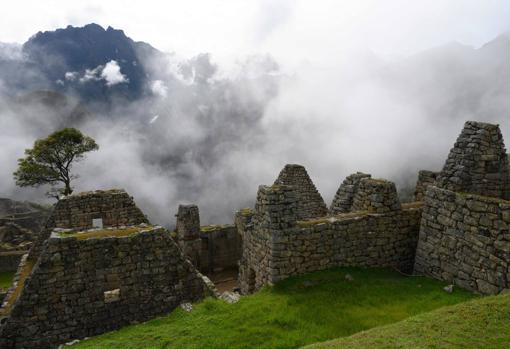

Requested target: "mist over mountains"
[{"left": 0, "top": 24, "right": 509, "bottom": 226}]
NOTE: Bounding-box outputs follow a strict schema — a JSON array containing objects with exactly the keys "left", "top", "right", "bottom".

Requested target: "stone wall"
[
  {"left": 51, "top": 189, "right": 148, "bottom": 230},
  {"left": 274, "top": 164, "right": 328, "bottom": 219},
  {"left": 27, "top": 189, "right": 148, "bottom": 263},
  {"left": 414, "top": 185, "right": 510, "bottom": 294},
  {"left": 199, "top": 225, "right": 241, "bottom": 273},
  {"left": 414, "top": 170, "right": 439, "bottom": 201},
  {"left": 176, "top": 205, "right": 242, "bottom": 274},
  {"left": 351, "top": 178, "right": 401, "bottom": 213},
  {"left": 436, "top": 121, "right": 510, "bottom": 199},
  {"left": 238, "top": 183, "right": 421, "bottom": 294},
  {"left": 0, "top": 251, "right": 26, "bottom": 272},
  {"left": 0, "top": 226, "right": 211, "bottom": 349},
  {"left": 238, "top": 185, "right": 298, "bottom": 293},
  {"left": 176, "top": 205, "right": 201, "bottom": 269},
  {"left": 330, "top": 172, "right": 371, "bottom": 214}
]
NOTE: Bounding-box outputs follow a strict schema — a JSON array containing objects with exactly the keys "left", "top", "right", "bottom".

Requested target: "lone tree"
[{"left": 14, "top": 128, "right": 99, "bottom": 198}]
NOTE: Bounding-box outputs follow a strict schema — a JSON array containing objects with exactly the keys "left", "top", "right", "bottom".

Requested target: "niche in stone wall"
[
  {"left": 104, "top": 289, "right": 120, "bottom": 303},
  {"left": 92, "top": 218, "right": 103, "bottom": 229}
]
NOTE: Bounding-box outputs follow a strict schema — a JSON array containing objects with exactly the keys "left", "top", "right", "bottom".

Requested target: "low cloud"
[
  {"left": 1, "top": 31, "right": 510, "bottom": 228},
  {"left": 101, "top": 60, "right": 128, "bottom": 86},
  {"left": 74, "top": 60, "right": 128, "bottom": 86}
]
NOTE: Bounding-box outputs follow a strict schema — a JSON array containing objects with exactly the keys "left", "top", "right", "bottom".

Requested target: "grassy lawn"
[
  {"left": 0, "top": 272, "right": 14, "bottom": 289},
  {"left": 72, "top": 268, "right": 476, "bottom": 349},
  {"left": 305, "top": 293, "right": 510, "bottom": 349}
]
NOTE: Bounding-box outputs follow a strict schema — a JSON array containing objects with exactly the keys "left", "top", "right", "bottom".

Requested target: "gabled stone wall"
[
  {"left": 27, "top": 189, "right": 148, "bottom": 264},
  {"left": 274, "top": 164, "right": 328, "bottom": 219},
  {"left": 238, "top": 182, "right": 421, "bottom": 294},
  {"left": 329, "top": 172, "right": 371, "bottom": 214},
  {"left": 351, "top": 178, "right": 401, "bottom": 213},
  {"left": 52, "top": 189, "right": 148, "bottom": 230},
  {"left": 436, "top": 121, "right": 510, "bottom": 199},
  {"left": 0, "top": 226, "right": 211, "bottom": 349},
  {"left": 414, "top": 121, "right": 510, "bottom": 295}
]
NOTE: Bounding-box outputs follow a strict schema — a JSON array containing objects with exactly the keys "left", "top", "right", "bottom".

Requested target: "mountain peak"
[{"left": 20, "top": 23, "right": 157, "bottom": 103}]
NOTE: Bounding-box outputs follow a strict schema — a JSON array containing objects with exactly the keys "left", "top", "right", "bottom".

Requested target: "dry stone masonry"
[
  {"left": 414, "top": 170, "right": 439, "bottom": 201},
  {"left": 415, "top": 121, "right": 510, "bottom": 294},
  {"left": 176, "top": 204, "right": 202, "bottom": 269},
  {"left": 3, "top": 119, "right": 510, "bottom": 348},
  {"left": 274, "top": 164, "right": 328, "bottom": 219},
  {"left": 0, "top": 190, "right": 211, "bottom": 349},
  {"left": 27, "top": 189, "right": 149, "bottom": 264},
  {"left": 435, "top": 121, "right": 510, "bottom": 199},
  {"left": 415, "top": 186, "right": 510, "bottom": 294},
  {"left": 351, "top": 178, "right": 401, "bottom": 213},
  {"left": 330, "top": 172, "right": 371, "bottom": 214},
  {"left": 238, "top": 172, "right": 421, "bottom": 294},
  {"left": 176, "top": 204, "right": 241, "bottom": 274}
]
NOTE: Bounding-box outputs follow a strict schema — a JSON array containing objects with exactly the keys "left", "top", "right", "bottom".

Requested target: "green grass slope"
[
  {"left": 72, "top": 268, "right": 475, "bottom": 349},
  {"left": 305, "top": 293, "right": 510, "bottom": 349}
]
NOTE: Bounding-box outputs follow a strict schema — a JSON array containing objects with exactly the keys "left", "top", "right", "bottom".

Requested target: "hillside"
[{"left": 305, "top": 293, "right": 510, "bottom": 349}]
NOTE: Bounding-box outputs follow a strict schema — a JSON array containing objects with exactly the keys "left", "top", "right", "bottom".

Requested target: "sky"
[{"left": 1, "top": 1, "right": 510, "bottom": 65}]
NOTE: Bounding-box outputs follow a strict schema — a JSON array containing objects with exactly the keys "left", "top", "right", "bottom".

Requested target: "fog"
[{"left": 1, "top": 3, "right": 510, "bottom": 226}]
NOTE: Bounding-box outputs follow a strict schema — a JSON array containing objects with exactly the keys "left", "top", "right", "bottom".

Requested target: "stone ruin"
[
  {"left": 0, "top": 189, "right": 213, "bottom": 349},
  {"left": 435, "top": 121, "right": 510, "bottom": 199},
  {"left": 274, "top": 164, "right": 328, "bottom": 219},
  {"left": 175, "top": 205, "right": 241, "bottom": 288},
  {"left": 415, "top": 121, "right": 510, "bottom": 294},
  {"left": 237, "top": 121, "right": 510, "bottom": 296},
  {"left": 330, "top": 172, "right": 371, "bottom": 214},
  {"left": 2, "top": 120, "right": 510, "bottom": 348},
  {"left": 413, "top": 170, "right": 439, "bottom": 201},
  {"left": 237, "top": 165, "right": 421, "bottom": 294}
]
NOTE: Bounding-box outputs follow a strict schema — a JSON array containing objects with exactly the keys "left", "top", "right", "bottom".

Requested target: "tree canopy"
[{"left": 13, "top": 128, "right": 99, "bottom": 198}]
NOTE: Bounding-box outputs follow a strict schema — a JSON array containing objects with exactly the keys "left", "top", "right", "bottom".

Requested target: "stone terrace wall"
[
  {"left": 199, "top": 225, "right": 241, "bottom": 273},
  {"left": 414, "top": 170, "right": 439, "bottom": 201},
  {"left": 274, "top": 164, "right": 328, "bottom": 219},
  {"left": 414, "top": 185, "right": 510, "bottom": 294},
  {"left": 330, "top": 172, "right": 371, "bottom": 214},
  {"left": 238, "top": 184, "right": 421, "bottom": 294},
  {"left": 0, "top": 227, "right": 210, "bottom": 349},
  {"left": 436, "top": 121, "right": 510, "bottom": 199}
]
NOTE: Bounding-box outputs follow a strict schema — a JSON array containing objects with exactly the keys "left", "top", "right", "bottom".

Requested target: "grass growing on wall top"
[
  {"left": 304, "top": 293, "right": 510, "bottom": 349},
  {"left": 71, "top": 267, "right": 476, "bottom": 349},
  {"left": 58, "top": 226, "right": 154, "bottom": 240}
]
